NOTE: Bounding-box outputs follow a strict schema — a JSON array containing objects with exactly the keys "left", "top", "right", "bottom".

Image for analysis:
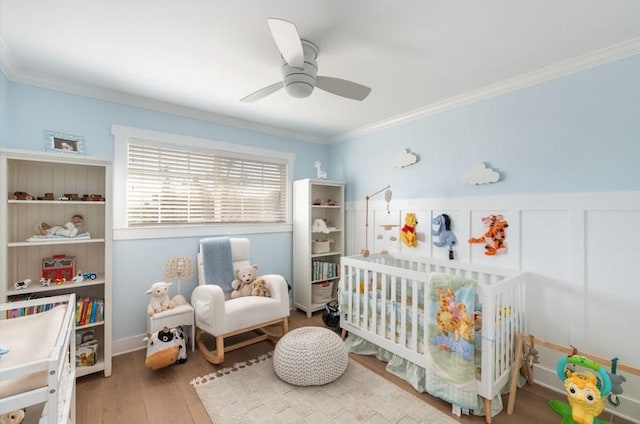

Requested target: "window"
[{"left": 112, "top": 125, "right": 294, "bottom": 240}]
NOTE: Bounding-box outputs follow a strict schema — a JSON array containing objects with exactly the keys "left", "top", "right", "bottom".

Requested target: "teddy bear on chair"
[{"left": 231, "top": 265, "right": 269, "bottom": 298}]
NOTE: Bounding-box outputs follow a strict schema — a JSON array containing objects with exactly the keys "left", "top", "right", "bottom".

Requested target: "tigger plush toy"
[{"left": 468, "top": 214, "right": 508, "bottom": 255}]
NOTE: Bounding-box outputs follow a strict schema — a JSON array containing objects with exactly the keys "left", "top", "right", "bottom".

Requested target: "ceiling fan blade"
[
  {"left": 240, "top": 81, "right": 284, "bottom": 103},
  {"left": 267, "top": 18, "right": 304, "bottom": 69},
  {"left": 316, "top": 76, "right": 371, "bottom": 101}
]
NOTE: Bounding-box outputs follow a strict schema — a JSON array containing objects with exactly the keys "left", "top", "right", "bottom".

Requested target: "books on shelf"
[
  {"left": 76, "top": 297, "right": 104, "bottom": 326},
  {"left": 76, "top": 329, "right": 98, "bottom": 367},
  {"left": 4, "top": 294, "right": 64, "bottom": 318},
  {"left": 6, "top": 294, "right": 104, "bottom": 325},
  {"left": 312, "top": 260, "right": 340, "bottom": 281}
]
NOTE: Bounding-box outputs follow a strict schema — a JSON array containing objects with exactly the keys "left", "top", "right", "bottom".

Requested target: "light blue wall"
[
  {"left": 3, "top": 54, "right": 639, "bottom": 341},
  {"left": 3, "top": 78, "right": 326, "bottom": 340},
  {"left": 329, "top": 55, "right": 640, "bottom": 201},
  {"left": 0, "top": 71, "right": 8, "bottom": 146}
]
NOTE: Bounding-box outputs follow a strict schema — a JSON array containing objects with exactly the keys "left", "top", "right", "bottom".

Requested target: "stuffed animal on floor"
[
  {"left": 144, "top": 326, "right": 187, "bottom": 370},
  {"left": 0, "top": 409, "right": 25, "bottom": 424},
  {"left": 231, "top": 265, "right": 259, "bottom": 298},
  {"left": 251, "top": 278, "right": 270, "bottom": 297},
  {"left": 146, "top": 281, "right": 176, "bottom": 316},
  {"left": 400, "top": 212, "right": 418, "bottom": 248}
]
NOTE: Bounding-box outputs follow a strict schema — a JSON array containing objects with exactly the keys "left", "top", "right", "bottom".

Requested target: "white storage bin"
[{"left": 312, "top": 281, "right": 333, "bottom": 304}]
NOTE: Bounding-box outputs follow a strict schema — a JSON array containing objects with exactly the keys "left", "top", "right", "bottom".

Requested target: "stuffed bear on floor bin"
[{"left": 144, "top": 326, "right": 187, "bottom": 370}]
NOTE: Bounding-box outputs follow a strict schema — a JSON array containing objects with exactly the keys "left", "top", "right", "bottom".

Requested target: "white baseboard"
[{"left": 112, "top": 334, "right": 147, "bottom": 356}]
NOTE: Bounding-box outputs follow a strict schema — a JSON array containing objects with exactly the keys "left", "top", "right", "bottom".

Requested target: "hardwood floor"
[{"left": 76, "top": 310, "right": 632, "bottom": 424}]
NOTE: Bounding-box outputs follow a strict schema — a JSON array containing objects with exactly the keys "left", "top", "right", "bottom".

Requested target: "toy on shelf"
[
  {"left": 41, "top": 254, "right": 75, "bottom": 282},
  {"left": 34, "top": 214, "right": 84, "bottom": 238},
  {"left": 314, "top": 161, "right": 327, "bottom": 180},
  {"left": 10, "top": 191, "right": 35, "bottom": 200},
  {"left": 71, "top": 271, "right": 97, "bottom": 283},
  {"left": 550, "top": 353, "right": 612, "bottom": 424},
  {"left": 39, "top": 277, "right": 51, "bottom": 287},
  {"left": 14, "top": 278, "right": 31, "bottom": 290}
]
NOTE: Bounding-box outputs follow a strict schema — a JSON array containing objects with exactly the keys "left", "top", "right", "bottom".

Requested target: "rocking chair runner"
[{"left": 191, "top": 238, "right": 290, "bottom": 364}]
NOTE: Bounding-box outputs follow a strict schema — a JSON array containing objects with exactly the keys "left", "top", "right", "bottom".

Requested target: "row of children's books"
[
  {"left": 76, "top": 297, "right": 104, "bottom": 326},
  {"left": 5, "top": 295, "right": 64, "bottom": 318},
  {"left": 312, "top": 260, "right": 340, "bottom": 281},
  {"left": 5, "top": 294, "right": 104, "bottom": 326}
]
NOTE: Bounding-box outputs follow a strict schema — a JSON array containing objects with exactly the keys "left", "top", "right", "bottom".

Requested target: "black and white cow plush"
[{"left": 144, "top": 326, "right": 187, "bottom": 369}]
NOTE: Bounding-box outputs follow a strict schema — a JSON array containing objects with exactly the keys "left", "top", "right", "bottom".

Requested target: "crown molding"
[
  {"left": 3, "top": 36, "right": 639, "bottom": 145},
  {"left": 332, "top": 37, "right": 640, "bottom": 143},
  {"left": 0, "top": 39, "right": 325, "bottom": 145}
]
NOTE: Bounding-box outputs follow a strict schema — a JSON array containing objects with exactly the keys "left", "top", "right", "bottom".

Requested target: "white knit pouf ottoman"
[{"left": 273, "top": 327, "right": 348, "bottom": 386}]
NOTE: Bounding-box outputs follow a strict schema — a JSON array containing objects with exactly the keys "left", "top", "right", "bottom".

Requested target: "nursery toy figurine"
[
  {"left": 251, "top": 279, "right": 271, "bottom": 297},
  {"left": 14, "top": 278, "right": 31, "bottom": 290},
  {"left": 400, "top": 212, "right": 418, "bottom": 248},
  {"left": 39, "top": 277, "right": 51, "bottom": 287},
  {"left": 550, "top": 354, "right": 612, "bottom": 424},
  {"left": 11, "top": 191, "right": 35, "bottom": 200},
  {"left": 314, "top": 161, "right": 327, "bottom": 179},
  {"left": 469, "top": 214, "right": 509, "bottom": 256},
  {"left": 231, "top": 265, "right": 268, "bottom": 298},
  {"left": 144, "top": 326, "right": 187, "bottom": 370},
  {"left": 432, "top": 214, "right": 457, "bottom": 260},
  {"left": 146, "top": 281, "right": 176, "bottom": 316},
  {"left": 35, "top": 214, "right": 84, "bottom": 238}
]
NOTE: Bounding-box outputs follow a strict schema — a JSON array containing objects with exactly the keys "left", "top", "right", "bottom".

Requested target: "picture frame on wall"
[{"left": 44, "top": 130, "right": 86, "bottom": 155}]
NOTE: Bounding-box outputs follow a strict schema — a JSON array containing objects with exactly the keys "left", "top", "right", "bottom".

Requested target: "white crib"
[
  {"left": 0, "top": 294, "right": 76, "bottom": 423},
  {"left": 339, "top": 253, "right": 526, "bottom": 423}
]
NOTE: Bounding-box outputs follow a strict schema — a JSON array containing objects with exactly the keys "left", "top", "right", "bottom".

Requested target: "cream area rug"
[{"left": 190, "top": 353, "right": 458, "bottom": 424}]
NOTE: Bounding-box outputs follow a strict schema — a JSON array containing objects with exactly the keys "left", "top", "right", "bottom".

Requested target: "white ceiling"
[{"left": 1, "top": 1, "right": 639, "bottom": 143}]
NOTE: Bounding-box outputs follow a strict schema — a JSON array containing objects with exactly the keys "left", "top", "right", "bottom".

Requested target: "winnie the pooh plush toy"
[{"left": 400, "top": 212, "right": 418, "bottom": 248}]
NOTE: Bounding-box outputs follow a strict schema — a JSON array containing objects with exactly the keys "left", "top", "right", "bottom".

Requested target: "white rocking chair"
[{"left": 191, "top": 238, "right": 289, "bottom": 364}]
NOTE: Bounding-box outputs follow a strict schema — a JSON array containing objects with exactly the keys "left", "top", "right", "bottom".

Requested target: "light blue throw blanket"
[{"left": 201, "top": 237, "right": 235, "bottom": 293}]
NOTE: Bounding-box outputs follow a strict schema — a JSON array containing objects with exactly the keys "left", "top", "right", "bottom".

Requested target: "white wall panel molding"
[{"left": 345, "top": 190, "right": 640, "bottom": 421}]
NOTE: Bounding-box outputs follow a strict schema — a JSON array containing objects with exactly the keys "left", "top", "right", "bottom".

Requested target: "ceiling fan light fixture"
[{"left": 281, "top": 55, "right": 318, "bottom": 98}]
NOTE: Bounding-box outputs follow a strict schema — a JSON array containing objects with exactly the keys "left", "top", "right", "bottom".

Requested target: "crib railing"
[{"left": 340, "top": 253, "right": 527, "bottom": 400}]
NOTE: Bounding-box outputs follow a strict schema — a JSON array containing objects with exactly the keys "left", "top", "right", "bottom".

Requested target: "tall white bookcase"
[
  {"left": 292, "top": 179, "right": 344, "bottom": 318},
  {"left": 0, "top": 149, "right": 112, "bottom": 378}
]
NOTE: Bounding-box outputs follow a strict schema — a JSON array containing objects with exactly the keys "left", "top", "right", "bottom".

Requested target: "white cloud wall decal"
[
  {"left": 392, "top": 148, "right": 418, "bottom": 168},
  {"left": 461, "top": 162, "right": 501, "bottom": 185}
]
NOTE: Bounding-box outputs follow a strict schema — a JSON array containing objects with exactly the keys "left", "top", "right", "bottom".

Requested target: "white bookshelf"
[
  {"left": 0, "top": 149, "right": 112, "bottom": 377},
  {"left": 292, "top": 179, "right": 344, "bottom": 317}
]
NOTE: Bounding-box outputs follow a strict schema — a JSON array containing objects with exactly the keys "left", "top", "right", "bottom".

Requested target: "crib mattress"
[{"left": 0, "top": 305, "right": 67, "bottom": 399}]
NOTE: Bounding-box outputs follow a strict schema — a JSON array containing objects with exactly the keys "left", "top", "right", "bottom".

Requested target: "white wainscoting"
[{"left": 345, "top": 191, "right": 640, "bottom": 423}]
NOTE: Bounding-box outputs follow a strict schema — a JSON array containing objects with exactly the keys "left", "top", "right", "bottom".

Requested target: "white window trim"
[{"left": 111, "top": 124, "right": 294, "bottom": 240}]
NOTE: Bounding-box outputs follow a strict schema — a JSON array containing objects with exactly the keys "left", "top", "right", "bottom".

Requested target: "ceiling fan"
[{"left": 240, "top": 18, "right": 371, "bottom": 103}]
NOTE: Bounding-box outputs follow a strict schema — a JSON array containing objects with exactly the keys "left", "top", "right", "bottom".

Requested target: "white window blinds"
[{"left": 127, "top": 142, "right": 287, "bottom": 226}]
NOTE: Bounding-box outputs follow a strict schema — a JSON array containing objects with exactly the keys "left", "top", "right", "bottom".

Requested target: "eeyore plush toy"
[{"left": 432, "top": 214, "right": 457, "bottom": 260}]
